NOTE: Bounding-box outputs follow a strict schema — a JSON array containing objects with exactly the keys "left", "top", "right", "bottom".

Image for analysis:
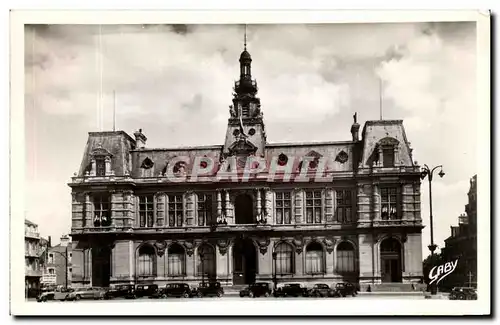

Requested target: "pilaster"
[
  {"left": 293, "top": 188, "right": 303, "bottom": 224},
  {"left": 264, "top": 187, "right": 273, "bottom": 224},
  {"left": 155, "top": 192, "right": 166, "bottom": 227},
  {"left": 84, "top": 192, "right": 92, "bottom": 227},
  {"left": 324, "top": 187, "right": 334, "bottom": 223},
  {"left": 185, "top": 191, "right": 195, "bottom": 226}
]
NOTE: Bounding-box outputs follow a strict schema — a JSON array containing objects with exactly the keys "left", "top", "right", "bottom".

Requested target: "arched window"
[
  {"left": 336, "top": 242, "right": 356, "bottom": 273},
  {"left": 197, "top": 244, "right": 216, "bottom": 278},
  {"left": 305, "top": 242, "right": 324, "bottom": 274},
  {"left": 168, "top": 243, "right": 186, "bottom": 276},
  {"left": 275, "top": 242, "right": 294, "bottom": 274},
  {"left": 138, "top": 245, "right": 156, "bottom": 276}
]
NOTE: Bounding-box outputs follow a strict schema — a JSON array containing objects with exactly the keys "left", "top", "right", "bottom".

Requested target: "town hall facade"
[{"left": 69, "top": 43, "right": 424, "bottom": 290}]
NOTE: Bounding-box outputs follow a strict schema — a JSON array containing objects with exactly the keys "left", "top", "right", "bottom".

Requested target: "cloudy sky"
[{"left": 24, "top": 22, "right": 477, "bottom": 255}]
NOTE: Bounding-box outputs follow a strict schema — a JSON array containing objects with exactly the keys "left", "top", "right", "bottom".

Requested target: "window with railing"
[
  {"left": 139, "top": 195, "right": 155, "bottom": 227},
  {"left": 305, "top": 190, "right": 323, "bottom": 224},
  {"left": 275, "top": 191, "right": 292, "bottom": 224},
  {"left": 168, "top": 194, "right": 184, "bottom": 227},
  {"left": 93, "top": 194, "right": 111, "bottom": 226},
  {"left": 381, "top": 187, "right": 400, "bottom": 220}
]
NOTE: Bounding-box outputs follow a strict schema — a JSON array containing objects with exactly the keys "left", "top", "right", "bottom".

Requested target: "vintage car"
[
  {"left": 164, "top": 283, "right": 193, "bottom": 298},
  {"left": 192, "top": 282, "right": 224, "bottom": 298},
  {"left": 149, "top": 287, "right": 166, "bottom": 299},
  {"left": 449, "top": 287, "right": 477, "bottom": 300},
  {"left": 239, "top": 282, "right": 272, "bottom": 298},
  {"left": 104, "top": 284, "right": 135, "bottom": 299},
  {"left": 125, "top": 284, "right": 159, "bottom": 299},
  {"left": 308, "top": 283, "right": 335, "bottom": 297},
  {"left": 36, "top": 287, "right": 74, "bottom": 302},
  {"left": 66, "top": 287, "right": 105, "bottom": 301},
  {"left": 274, "top": 283, "right": 308, "bottom": 297},
  {"left": 334, "top": 282, "right": 358, "bottom": 297}
]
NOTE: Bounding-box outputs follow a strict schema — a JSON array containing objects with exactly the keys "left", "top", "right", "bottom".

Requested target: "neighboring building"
[
  {"left": 25, "top": 219, "right": 42, "bottom": 297},
  {"left": 441, "top": 175, "right": 477, "bottom": 289},
  {"left": 43, "top": 235, "right": 73, "bottom": 288},
  {"left": 69, "top": 42, "right": 424, "bottom": 289}
]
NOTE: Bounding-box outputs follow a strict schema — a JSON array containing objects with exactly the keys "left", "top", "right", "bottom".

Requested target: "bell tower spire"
[{"left": 222, "top": 25, "right": 266, "bottom": 158}]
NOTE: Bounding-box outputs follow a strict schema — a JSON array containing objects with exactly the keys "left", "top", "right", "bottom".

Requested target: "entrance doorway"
[
  {"left": 92, "top": 246, "right": 111, "bottom": 287},
  {"left": 232, "top": 238, "right": 257, "bottom": 285},
  {"left": 380, "top": 238, "right": 402, "bottom": 283},
  {"left": 234, "top": 194, "right": 254, "bottom": 224}
]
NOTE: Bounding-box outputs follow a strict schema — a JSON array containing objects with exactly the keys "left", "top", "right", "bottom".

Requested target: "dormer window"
[
  {"left": 95, "top": 157, "right": 106, "bottom": 176},
  {"left": 382, "top": 148, "right": 394, "bottom": 167}
]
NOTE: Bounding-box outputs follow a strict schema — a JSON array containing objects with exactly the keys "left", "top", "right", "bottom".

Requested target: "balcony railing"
[{"left": 25, "top": 231, "right": 40, "bottom": 239}]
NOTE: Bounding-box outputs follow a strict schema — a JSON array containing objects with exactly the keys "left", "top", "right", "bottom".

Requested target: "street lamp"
[
  {"left": 200, "top": 252, "right": 205, "bottom": 285},
  {"left": 420, "top": 164, "right": 445, "bottom": 294},
  {"left": 272, "top": 252, "right": 277, "bottom": 293}
]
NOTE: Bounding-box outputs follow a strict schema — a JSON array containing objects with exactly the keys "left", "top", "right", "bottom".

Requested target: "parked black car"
[
  {"left": 192, "top": 282, "right": 224, "bottom": 298},
  {"left": 334, "top": 282, "right": 358, "bottom": 297},
  {"left": 449, "top": 287, "right": 477, "bottom": 300},
  {"left": 149, "top": 287, "right": 166, "bottom": 299},
  {"left": 308, "top": 283, "right": 335, "bottom": 297},
  {"left": 274, "top": 283, "right": 308, "bottom": 297},
  {"left": 164, "top": 283, "right": 193, "bottom": 298},
  {"left": 125, "top": 284, "right": 159, "bottom": 299},
  {"left": 240, "top": 282, "right": 272, "bottom": 298},
  {"left": 104, "top": 284, "right": 135, "bottom": 299}
]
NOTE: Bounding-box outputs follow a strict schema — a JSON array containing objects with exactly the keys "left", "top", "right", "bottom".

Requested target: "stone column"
[
  {"left": 264, "top": 188, "right": 273, "bottom": 224},
  {"left": 256, "top": 188, "right": 262, "bottom": 219},
  {"left": 110, "top": 190, "right": 120, "bottom": 227},
  {"left": 216, "top": 189, "right": 222, "bottom": 222},
  {"left": 372, "top": 183, "right": 380, "bottom": 220},
  {"left": 186, "top": 249, "right": 195, "bottom": 278},
  {"left": 216, "top": 240, "right": 230, "bottom": 282},
  {"left": 295, "top": 249, "right": 304, "bottom": 276},
  {"left": 225, "top": 191, "right": 233, "bottom": 223},
  {"left": 71, "top": 192, "right": 84, "bottom": 228},
  {"left": 293, "top": 188, "right": 303, "bottom": 224},
  {"left": 155, "top": 192, "right": 166, "bottom": 227},
  {"left": 84, "top": 192, "right": 93, "bottom": 227},
  {"left": 324, "top": 187, "right": 334, "bottom": 223}
]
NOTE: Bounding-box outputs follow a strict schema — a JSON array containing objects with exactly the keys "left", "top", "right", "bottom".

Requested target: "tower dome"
[{"left": 239, "top": 49, "right": 252, "bottom": 62}]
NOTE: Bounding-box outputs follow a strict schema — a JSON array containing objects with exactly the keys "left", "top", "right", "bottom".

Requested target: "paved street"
[{"left": 28, "top": 294, "right": 442, "bottom": 303}]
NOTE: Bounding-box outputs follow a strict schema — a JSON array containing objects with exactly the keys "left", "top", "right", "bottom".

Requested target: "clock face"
[{"left": 248, "top": 128, "right": 256, "bottom": 136}]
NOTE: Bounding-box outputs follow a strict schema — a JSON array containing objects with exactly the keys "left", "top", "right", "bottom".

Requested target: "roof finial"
[{"left": 244, "top": 24, "right": 247, "bottom": 50}]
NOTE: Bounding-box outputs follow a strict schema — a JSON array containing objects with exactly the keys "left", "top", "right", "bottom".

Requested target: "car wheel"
[
  {"left": 249, "top": 291, "right": 254, "bottom": 298},
  {"left": 458, "top": 294, "right": 466, "bottom": 300},
  {"left": 239, "top": 292, "right": 245, "bottom": 298},
  {"left": 183, "top": 292, "right": 189, "bottom": 298},
  {"left": 217, "top": 291, "right": 222, "bottom": 298},
  {"left": 197, "top": 291, "right": 203, "bottom": 298},
  {"left": 75, "top": 295, "right": 81, "bottom": 301},
  {"left": 264, "top": 292, "right": 270, "bottom": 298},
  {"left": 42, "top": 297, "right": 47, "bottom": 302}
]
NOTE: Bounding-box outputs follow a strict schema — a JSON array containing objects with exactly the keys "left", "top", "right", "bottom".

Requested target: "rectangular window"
[
  {"left": 139, "top": 195, "right": 155, "bottom": 227},
  {"left": 48, "top": 254, "right": 54, "bottom": 264},
  {"left": 93, "top": 194, "right": 111, "bottom": 227},
  {"left": 381, "top": 187, "right": 400, "bottom": 220},
  {"left": 95, "top": 157, "right": 106, "bottom": 176},
  {"left": 305, "top": 190, "right": 323, "bottom": 224},
  {"left": 336, "top": 190, "right": 353, "bottom": 223},
  {"left": 168, "top": 194, "right": 184, "bottom": 227},
  {"left": 382, "top": 148, "right": 394, "bottom": 167},
  {"left": 48, "top": 268, "right": 55, "bottom": 274},
  {"left": 197, "top": 194, "right": 213, "bottom": 226},
  {"left": 275, "top": 191, "right": 292, "bottom": 224}
]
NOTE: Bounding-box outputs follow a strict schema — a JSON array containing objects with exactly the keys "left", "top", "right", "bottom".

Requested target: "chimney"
[
  {"left": 48, "top": 236, "right": 52, "bottom": 248},
  {"left": 134, "top": 129, "right": 147, "bottom": 149},
  {"left": 350, "top": 112, "right": 360, "bottom": 142},
  {"left": 60, "top": 235, "right": 70, "bottom": 247}
]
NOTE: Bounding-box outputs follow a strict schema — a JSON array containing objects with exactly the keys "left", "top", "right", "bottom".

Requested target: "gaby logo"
[{"left": 429, "top": 259, "right": 458, "bottom": 285}]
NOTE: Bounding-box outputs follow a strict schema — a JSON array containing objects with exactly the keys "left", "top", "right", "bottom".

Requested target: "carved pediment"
[
  {"left": 90, "top": 143, "right": 113, "bottom": 157},
  {"left": 379, "top": 137, "right": 399, "bottom": 147},
  {"left": 228, "top": 138, "right": 257, "bottom": 155}
]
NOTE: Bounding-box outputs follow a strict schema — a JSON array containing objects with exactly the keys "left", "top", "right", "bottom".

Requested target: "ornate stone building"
[{"left": 69, "top": 44, "right": 424, "bottom": 289}]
